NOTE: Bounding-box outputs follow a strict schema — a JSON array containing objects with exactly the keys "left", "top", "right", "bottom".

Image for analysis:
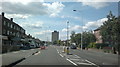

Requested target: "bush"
[
  {"left": 87, "top": 42, "right": 96, "bottom": 48},
  {"left": 95, "top": 43, "right": 109, "bottom": 49}
]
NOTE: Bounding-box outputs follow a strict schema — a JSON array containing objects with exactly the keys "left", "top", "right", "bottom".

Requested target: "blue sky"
[{"left": 1, "top": 1, "right": 118, "bottom": 41}]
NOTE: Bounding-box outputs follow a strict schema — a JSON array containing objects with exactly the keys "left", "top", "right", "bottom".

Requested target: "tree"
[
  {"left": 100, "top": 11, "right": 120, "bottom": 54},
  {"left": 82, "top": 31, "right": 96, "bottom": 48},
  {"left": 70, "top": 31, "right": 96, "bottom": 48},
  {"left": 70, "top": 31, "right": 76, "bottom": 43}
]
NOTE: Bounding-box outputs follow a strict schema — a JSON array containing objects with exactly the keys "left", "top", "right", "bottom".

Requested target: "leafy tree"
[
  {"left": 100, "top": 11, "right": 120, "bottom": 54},
  {"left": 53, "top": 41, "right": 57, "bottom": 44},
  {"left": 70, "top": 31, "right": 76, "bottom": 43},
  {"left": 82, "top": 31, "right": 96, "bottom": 48},
  {"left": 70, "top": 31, "right": 96, "bottom": 48}
]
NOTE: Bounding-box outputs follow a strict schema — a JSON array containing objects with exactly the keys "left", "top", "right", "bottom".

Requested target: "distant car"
[
  {"left": 30, "top": 45, "right": 35, "bottom": 49},
  {"left": 70, "top": 45, "right": 77, "bottom": 49},
  {"left": 40, "top": 46, "right": 46, "bottom": 49}
]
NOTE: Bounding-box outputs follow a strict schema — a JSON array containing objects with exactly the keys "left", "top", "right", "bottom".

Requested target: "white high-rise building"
[{"left": 52, "top": 31, "right": 59, "bottom": 43}]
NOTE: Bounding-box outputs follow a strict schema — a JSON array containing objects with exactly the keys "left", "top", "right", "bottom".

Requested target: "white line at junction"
[
  {"left": 66, "top": 58, "right": 78, "bottom": 66},
  {"left": 59, "top": 54, "right": 64, "bottom": 57},
  {"left": 85, "top": 60, "right": 100, "bottom": 67}
]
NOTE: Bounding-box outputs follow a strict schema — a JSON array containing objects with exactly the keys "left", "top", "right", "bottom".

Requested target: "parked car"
[
  {"left": 30, "top": 45, "right": 35, "bottom": 49},
  {"left": 70, "top": 45, "right": 77, "bottom": 49},
  {"left": 40, "top": 46, "right": 46, "bottom": 50}
]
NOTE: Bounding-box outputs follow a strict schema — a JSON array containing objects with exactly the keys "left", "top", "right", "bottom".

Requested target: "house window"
[
  {"left": 10, "top": 31, "right": 12, "bottom": 35},
  {"left": 8, "top": 22, "right": 10, "bottom": 27},
  {"left": 11, "top": 24, "right": 13, "bottom": 28},
  {"left": 7, "top": 30, "right": 10, "bottom": 35}
]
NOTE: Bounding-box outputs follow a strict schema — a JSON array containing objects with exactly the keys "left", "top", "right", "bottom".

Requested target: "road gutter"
[
  {"left": 2, "top": 50, "right": 40, "bottom": 67},
  {"left": 2, "top": 58, "right": 26, "bottom": 67}
]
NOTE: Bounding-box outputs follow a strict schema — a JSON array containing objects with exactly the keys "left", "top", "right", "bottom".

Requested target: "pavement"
[{"left": 2, "top": 48, "right": 40, "bottom": 67}]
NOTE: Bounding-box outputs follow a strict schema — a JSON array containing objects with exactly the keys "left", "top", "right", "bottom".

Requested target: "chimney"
[
  {"left": 2, "top": 12, "right": 4, "bottom": 17},
  {"left": 10, "top": 18, "right": 13, "bottom": 21}
]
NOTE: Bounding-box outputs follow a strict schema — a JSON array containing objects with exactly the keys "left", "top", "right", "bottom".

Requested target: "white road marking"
[
  {"left": 56, "top": 48, "right": 60, "bottom": 54},
  {"left": 74, "top": 55, "right": 81, "bottom": 58},
  {"left": 85, "top": 60, "right": 99, "bottom": 67},
  {"left": 77, "top": 62, "right": 93, "bottom": 65},
  {"left": 66, "top": 59, "right": 78, "bottom": 66},
  {"left": 34, "top": 51, "right": 41, "bottom": 55},
  {"left": 59, "top": 54, "right": 64, "bottom": 57}
]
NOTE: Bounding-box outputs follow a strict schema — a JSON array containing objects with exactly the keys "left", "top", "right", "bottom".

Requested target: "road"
[
  {"left": 55, "top": 46, "right": 119, "bottom": 67},
  {"left": 1, "top": 45, "right": 119, "bottom": 67},
  {"left": 16, "top": 45, "right": 72, "bottom": 66}
]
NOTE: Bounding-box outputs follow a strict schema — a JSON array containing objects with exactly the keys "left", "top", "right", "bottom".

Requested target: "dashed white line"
[
  {"left": 56, "top": 48, "right": 60, "bottom": 54},
  {"left": 34, "top": 51, "right": 41, "bottom": 55},
  {"left": 74, "top": 55, "right": 81, "bottom": 58},
  {"left": 66, "top": 59, "right": 78, "bottom": 66},
  {"left": 85, "top": 60, "right": 99, "bottom": 67},
  {"left": 59, "top": 54, "right": 64, "bottom": 57},
  {"left": 77, "top": 62, "right": 93, "bottom": 65}
]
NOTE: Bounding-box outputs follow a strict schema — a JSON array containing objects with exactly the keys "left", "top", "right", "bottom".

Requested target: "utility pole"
[
  {"left": 67, "top": 21, "right": 69, "bottom": 47},
  {"left": 66, "top": 21, "right": 70, "bottom": 55},
  {"left": 73, "top": 10, "right": 83, "bottom": 50}
]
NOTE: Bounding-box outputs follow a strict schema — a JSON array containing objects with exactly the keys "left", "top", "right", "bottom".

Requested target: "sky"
[{"left": 0, "top": 0, "right": 119, "bottom": 41}]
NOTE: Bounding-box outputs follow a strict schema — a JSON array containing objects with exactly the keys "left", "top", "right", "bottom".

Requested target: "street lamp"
[
  {"left": 73, "top": 10, "right": 83, "bottom": 50},
  {"left": 67, "top": 21, "right": 69, "bottom": 47},
  {"left": 66, "top": 21, "right": 70, "bottom": 54}
]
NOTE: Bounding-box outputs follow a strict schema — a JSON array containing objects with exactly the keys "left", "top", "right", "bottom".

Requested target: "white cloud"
[
  {"left": 1, "top": 0, "right": 119, "bottom": 2},
  {"left": 78, "top": 0, "right": 119, "bottom": 9},
  {"left": 82, "top": 2, "right": 109, "bottom": 9},
  {"left": 62, "top": 25, "right": 82, "bottom": 32},
  {"left": 20, "top": 21, "right": 43, "bottom": 29},
  {"left": 83, "top": 18, "right": 108, "bottom": 30},
  {"left": 62, "top": 28, "right": 67, "bottom": 32},
  {"left": 61, "top": 18, "right": 108, "bottom": 34},
  {"left": 50, "top": 13, "right": 58, "bottom": 17},
  {"left": 1, "top": 2, "right": 65, "bottom": 18},
  {"left": 70, "top": 25, "right": 82, "bottom": 31},
  {"left": 60, "top": 15, "right": 82, "bottom": 21},
  {"left": 34, "top": 30, "right": 52, "bottom": 35},
  {"left": 43, "top": 2, "right": 65, "bottom": 17},
  {"left": 77, "top": 0, "right": 119, "bottom": 2},
  {"left": 5, "top": 14, "right": 31, "bottom": 19},
  {"left": 2, "top": 0, "right": 44, "bottom": 4}
]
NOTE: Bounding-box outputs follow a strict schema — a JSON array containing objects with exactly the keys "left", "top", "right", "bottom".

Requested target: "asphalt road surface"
[
  {"left": 55, "top": 46, "right": 119, "bottom": 67},
  {"left": 16, "top": 45, "right": 72, "bottom": 66},
  {"left": 2, "top": 45, "right": 119, "bottom": 67}
]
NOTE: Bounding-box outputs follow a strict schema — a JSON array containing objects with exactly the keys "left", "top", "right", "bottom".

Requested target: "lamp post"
[
  {"left": 73, "top": 10, "right": 83, "bottom": 50},
  {"left": 67, "top": 21, "right": 69, "bottom": 47},
  {"left": 66, "top": 21, "right": 70, "bottom": 54}
]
